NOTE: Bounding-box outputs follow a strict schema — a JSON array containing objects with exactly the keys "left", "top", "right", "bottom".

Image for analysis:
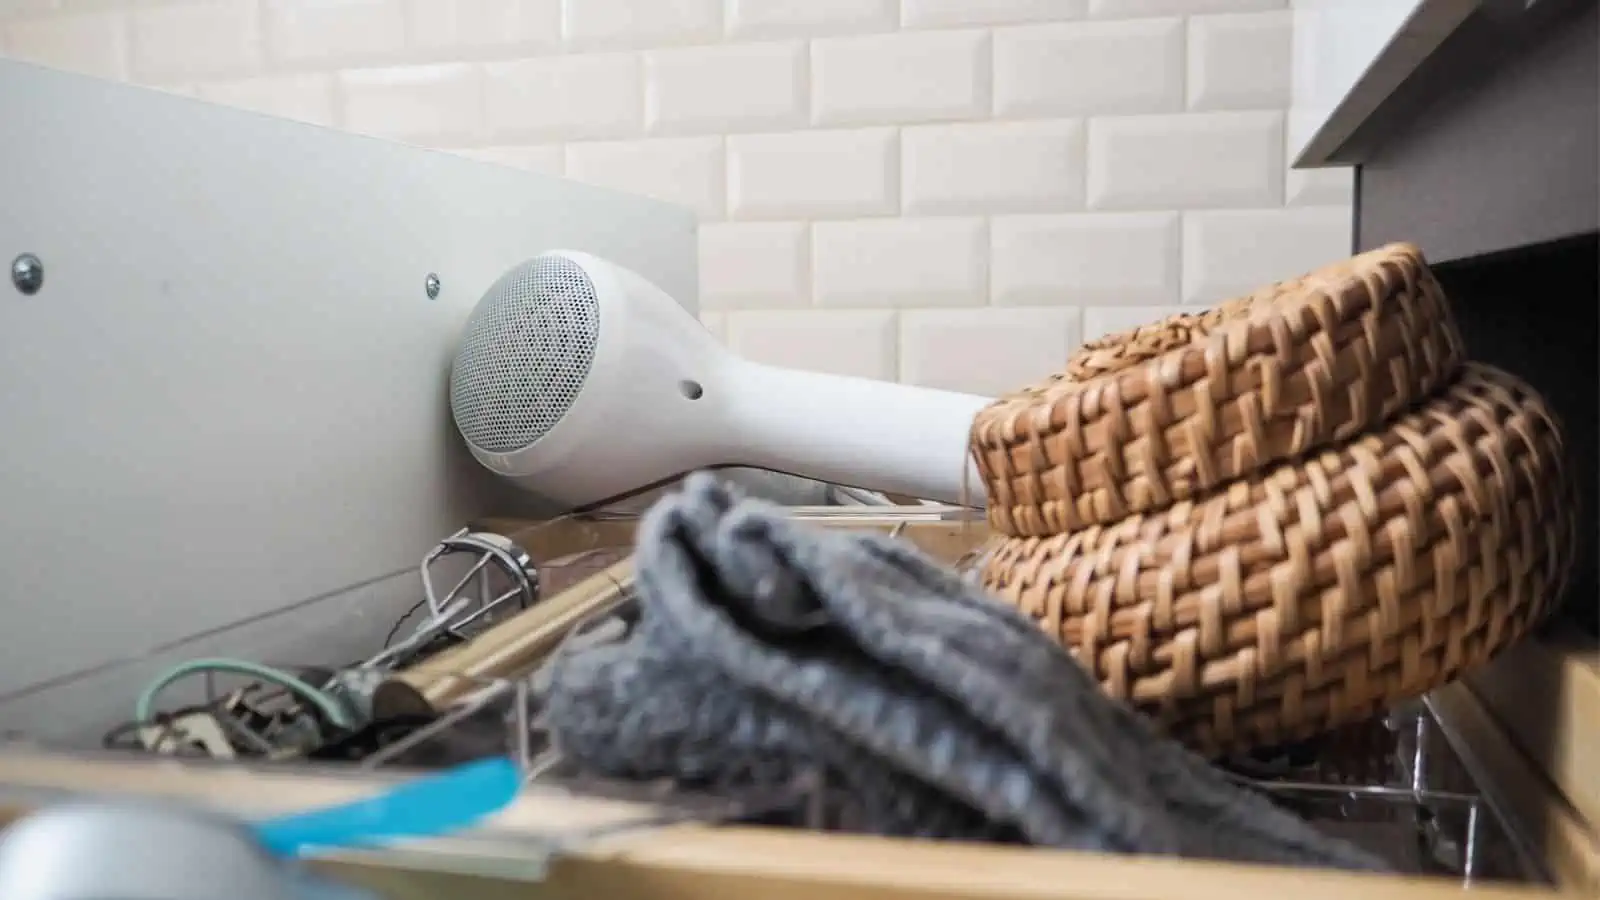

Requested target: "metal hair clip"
[
  {"left": 369, "top": 530, "right": 542, "bottom": 670},
  {"left": 424, "top": 530, "right": 541, "bottom": 624}
]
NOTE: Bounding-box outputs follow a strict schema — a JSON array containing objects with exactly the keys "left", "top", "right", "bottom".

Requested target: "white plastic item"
[
  {"left": 449, "top": 250, "right": 994, "bottom": 509},
  {"left": 1289, "top": 0, "right": 1478, "bottom": 166}
]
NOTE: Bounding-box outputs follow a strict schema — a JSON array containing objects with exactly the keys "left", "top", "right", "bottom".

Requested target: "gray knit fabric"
[{"left": 541, "top": 473, "right": 1386, "bottom": 870}]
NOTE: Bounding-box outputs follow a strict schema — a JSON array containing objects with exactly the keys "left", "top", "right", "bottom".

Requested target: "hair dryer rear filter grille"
[{"left": 450, "top": 255, "right": 601, "bottom": 454}]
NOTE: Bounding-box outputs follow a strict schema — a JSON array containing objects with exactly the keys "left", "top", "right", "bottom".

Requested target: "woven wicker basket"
[
  {"left": 971, "top": 243, "right": 1467, "bottom": 538},
  {"left": 979, "top": 364, "right": 1577, "bottom": 756}
]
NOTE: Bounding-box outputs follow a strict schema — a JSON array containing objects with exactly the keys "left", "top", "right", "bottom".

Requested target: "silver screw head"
[
  {"left": 10, "top": 254, "right": 42, "bottom": 295},
  {"left": 424, "top": 273, "right": 441, "bottom": 300}
]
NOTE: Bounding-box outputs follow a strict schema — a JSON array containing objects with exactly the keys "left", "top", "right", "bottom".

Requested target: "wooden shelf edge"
[
  {"left": 1429, "top": 682, "right": 1600, "bottom": 894},
  {"left": 0, "top": 745, "right": 1569, "bottom": 900},
  {"left": 1464, "top": 626, "right": 1600, "bottom": 833}
]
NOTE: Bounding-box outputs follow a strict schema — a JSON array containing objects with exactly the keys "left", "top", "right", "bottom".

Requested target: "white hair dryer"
[{"left": 448, "top": 251, "right": 993, "bottom": 510}]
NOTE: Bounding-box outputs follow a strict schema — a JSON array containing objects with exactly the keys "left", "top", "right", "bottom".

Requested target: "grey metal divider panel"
[{"left": 0, "top": 58, "right": 697, "bottom": 741}]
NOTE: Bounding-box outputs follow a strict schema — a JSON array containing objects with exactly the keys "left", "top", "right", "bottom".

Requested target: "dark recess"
[{"left": 1431, "top": 234, "right": 1600, "bottom": 638}]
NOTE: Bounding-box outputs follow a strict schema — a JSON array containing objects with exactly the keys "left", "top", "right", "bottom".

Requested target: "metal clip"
[
  {"left": 137, "top": 712, "right": 236, "bottom": 759},
  {"left": 369, "top": 530, "right": 541, "bottom": 671}
]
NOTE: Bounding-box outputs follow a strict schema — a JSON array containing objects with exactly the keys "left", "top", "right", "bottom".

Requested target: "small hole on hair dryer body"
[{"left": 678, "top": 380, "right": 704, "bottom": 400}]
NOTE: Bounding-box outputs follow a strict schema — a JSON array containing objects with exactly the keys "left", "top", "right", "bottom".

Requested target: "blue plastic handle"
[{"left": 253, "top": 756, "right": 522, "bottom": 857}]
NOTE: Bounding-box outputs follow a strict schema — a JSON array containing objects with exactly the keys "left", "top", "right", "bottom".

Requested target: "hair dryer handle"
[{"left": 724, "top": 362, "right": 992, "bottom": 507}]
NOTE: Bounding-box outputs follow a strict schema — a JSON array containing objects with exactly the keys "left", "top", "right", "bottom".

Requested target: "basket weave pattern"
[
  {"left": 971, "top": 244, "right": 1467, "bottom": 538},
  {"left": 979, "top": 365, "right": 1576, "bottom": 756}
]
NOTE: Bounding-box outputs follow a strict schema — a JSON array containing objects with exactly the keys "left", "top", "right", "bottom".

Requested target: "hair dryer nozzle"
[{"left": 449, "top": 251, "right": 991, "bottom": 510}]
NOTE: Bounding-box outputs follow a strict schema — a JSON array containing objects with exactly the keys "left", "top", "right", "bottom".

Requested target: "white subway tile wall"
[{"left": 0, "top": 0, "right": 1353, "bottom": 396}]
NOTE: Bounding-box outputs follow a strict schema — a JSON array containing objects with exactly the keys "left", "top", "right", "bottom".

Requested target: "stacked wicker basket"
[{"left": 969, "top": 243, "right": 1579, "bottom": 757}]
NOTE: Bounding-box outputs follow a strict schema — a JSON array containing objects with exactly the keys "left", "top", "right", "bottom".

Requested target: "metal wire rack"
[{"left": 1213, "top": 702, "right": 1544, "bottom": 884}]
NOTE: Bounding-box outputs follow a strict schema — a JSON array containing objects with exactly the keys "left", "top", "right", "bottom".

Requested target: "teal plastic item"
[{"left": 253, "top": 756, "right": 522, "bottom": 858}]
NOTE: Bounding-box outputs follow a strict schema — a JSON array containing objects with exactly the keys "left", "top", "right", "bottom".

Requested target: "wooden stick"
[
  {"left": 390, "top": 514, "right": 990, "bottom": 713},
  {"left": 390, "top": 559, "right": 634, "bottom": 711},
  {"left": 476, "top": 515, "right": 992, "bottom": 568}
]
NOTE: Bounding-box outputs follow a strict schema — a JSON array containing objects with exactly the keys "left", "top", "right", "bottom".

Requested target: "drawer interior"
[{"left": 0, "top": 509, "right": 1589, "bottom": 898}]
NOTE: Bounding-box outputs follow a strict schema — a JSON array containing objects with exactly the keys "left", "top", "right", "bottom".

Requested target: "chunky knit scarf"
[{"left": 540, "top": 473, "right": 1384, "bottom": 870}]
